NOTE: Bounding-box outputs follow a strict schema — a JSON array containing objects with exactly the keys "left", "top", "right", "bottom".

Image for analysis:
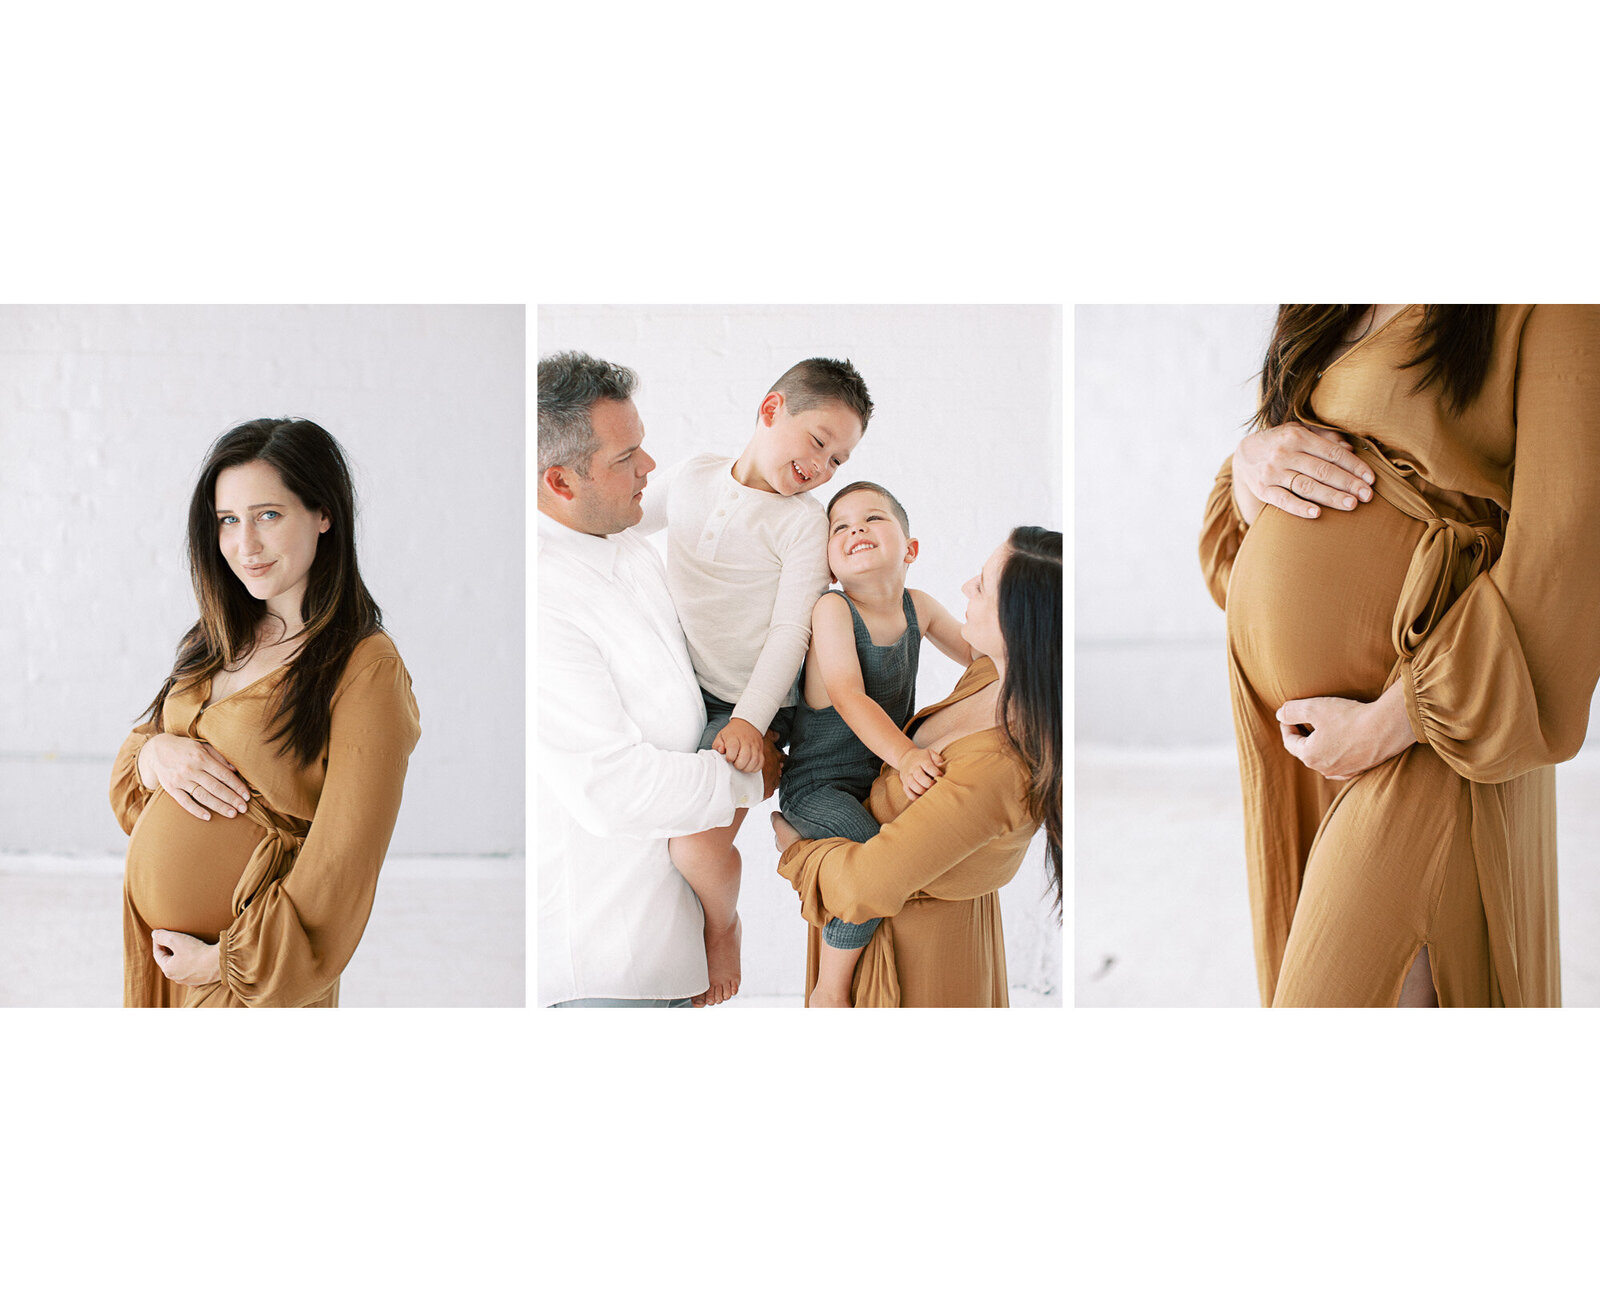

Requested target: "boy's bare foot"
[
  {"left": 808, "top": 981, "right": 853, "bottom": 1008},
  {"left": 693, "top": 914, "right": 742, "bottom": 1006}
]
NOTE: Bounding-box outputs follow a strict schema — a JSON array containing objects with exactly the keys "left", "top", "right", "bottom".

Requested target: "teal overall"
[{"left": 779, "top": 589, "right": 920, "bottom": 950}]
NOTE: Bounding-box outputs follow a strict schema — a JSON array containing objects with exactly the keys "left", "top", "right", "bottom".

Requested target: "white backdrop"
[
  {"left": 537, "top": 304, "right": 1064, "bottom": 1000},
  {"left": 1075, "top": 304, "right": 1274, "bottom": 747},
  {"left": 0, "top": 305, "right": 525, "bottom": 858}
]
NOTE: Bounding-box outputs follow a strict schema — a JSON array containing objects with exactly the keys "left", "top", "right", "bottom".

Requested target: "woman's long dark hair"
[
  {"left": 1254, "top": 305, "right": 1498, "bottom": 430},
  {"left": 141, "top": 418, "right": 382, "bottom": 766},
  {"left": 996, "top": 525, "right": 1063, "bottom": 918}
]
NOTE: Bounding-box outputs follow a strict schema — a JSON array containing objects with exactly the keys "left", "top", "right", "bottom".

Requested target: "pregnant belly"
[
  {"left": 1227, "top": 494, "right": 1424, "bottom": 710},
  {"left": 125, "top": 791, "right": 266, "bottom": 941}
]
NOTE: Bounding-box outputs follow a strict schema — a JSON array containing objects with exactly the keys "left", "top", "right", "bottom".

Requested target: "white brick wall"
[
  {"left": 1, "top": 305, "right": 525, "bottom": 857},
  {"left": 1075, "top": 305, "right": 1274, "bottom": 747},
  {"left": 537, "top": 305, "right": 1064, "bottom": 998}
]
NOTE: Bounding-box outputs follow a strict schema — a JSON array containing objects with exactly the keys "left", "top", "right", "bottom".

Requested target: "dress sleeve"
[
  {"left": 1199, "top": 453, "right": 1249, "bottom": 611},
  {"left": 538, "top": 603, "right": 760, "bottom": 839},
  {"left": 1402, "top": 304, "right": 1600, "bottom": 782},
  {"left": 109, "top": 721, "right": 162, "bottom": 835},
  {"left": 776, "top": 747, "right": 1031, "bottom": 927},
  {"left": 731, "top": 511, "right": 829, "bottom": 733},
  {"left": 216, "top": 655, "right": 420, "bottom": 1006}
]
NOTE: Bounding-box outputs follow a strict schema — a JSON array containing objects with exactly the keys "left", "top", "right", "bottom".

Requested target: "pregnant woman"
[
  {"left": 1201, "top": 305, "right": 1600, "bottom": 1007},
  {"left": 772, "top": 526, "right": 1061, "bottom": 1007},
  {"left": 110, "top": 418, "right": 421, "bottom": 1007}
]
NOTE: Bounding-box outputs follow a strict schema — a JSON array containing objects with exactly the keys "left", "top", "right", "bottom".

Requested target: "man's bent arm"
[{"left": 539, "top": 611, "right": 761, "bottom": 840}]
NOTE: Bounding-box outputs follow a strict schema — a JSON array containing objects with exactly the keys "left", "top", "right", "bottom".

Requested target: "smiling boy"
[{"left": 641, "top": 357, "right": 872, "bottom": 1004}]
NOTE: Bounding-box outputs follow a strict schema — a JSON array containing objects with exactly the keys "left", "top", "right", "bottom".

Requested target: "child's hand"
[
  {"left": 713, "top": 717, "right": 767, "bottom": 773},
  {"left": 897, "top": 746, "right": 945, "bottom": 798}
]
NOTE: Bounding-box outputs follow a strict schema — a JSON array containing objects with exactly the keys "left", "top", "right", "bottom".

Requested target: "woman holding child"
[{"left": 772, "top": 522, "right": 1062, "bottom": 1008}]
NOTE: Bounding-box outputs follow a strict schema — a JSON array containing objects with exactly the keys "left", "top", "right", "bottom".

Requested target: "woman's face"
[
  {"left": 960, "top": 540, "right": 1011, "bottom": 662},
  {"left": 213, "top": 459, "right": 330, "bottom": 621}
]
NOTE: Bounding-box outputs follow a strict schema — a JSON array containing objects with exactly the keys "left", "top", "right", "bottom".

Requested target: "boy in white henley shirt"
[{"left": 640, "top": 357, "right": 873, "bottom": 1005}]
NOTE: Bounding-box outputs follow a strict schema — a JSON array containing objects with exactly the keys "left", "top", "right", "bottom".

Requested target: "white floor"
[
  {"left": 1076, "top": 747, "right": 1600, "bottom": 1007},
  {"left": 0, "top": 855, "right": 524, "bottom": 1007}
]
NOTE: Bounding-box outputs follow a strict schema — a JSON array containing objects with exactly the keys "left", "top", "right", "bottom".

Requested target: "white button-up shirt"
[{"left": 537, "top": 509, "right": 763, "bottom": 1005}]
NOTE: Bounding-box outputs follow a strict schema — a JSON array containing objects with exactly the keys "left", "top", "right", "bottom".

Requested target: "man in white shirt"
[{"left": 537, "top": 351, "right": 780, "bottom": 1007}]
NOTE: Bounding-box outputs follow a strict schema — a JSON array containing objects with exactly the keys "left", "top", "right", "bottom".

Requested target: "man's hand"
[
  {"left": 760, "top": 730, "right": 783, "bottom": 802},
  {"left": 1278, "top": 681, "right": 1418, "bottom": 781},
  {"left": 151, "top": 929, "right": 223, "bottom": 987},
  {"left": 712, "top": 716, "right": 766, "bottom": 773}
]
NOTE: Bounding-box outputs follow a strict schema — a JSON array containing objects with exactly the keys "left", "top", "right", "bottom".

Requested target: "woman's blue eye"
[
  {"left": 260, "top": 511, "right": 280, "bottom": 521},
  {"left": 219, "top": 515, "right": 238, "bottom": 526}
]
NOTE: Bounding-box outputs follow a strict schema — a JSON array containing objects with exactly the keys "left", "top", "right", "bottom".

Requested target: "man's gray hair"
[{"left": 538, "top": 351, "right": 639, "bottom": 476}]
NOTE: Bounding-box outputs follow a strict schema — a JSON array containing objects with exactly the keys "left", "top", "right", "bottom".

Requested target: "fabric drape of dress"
[
  {"left": 109, "top": 633, "right": 421, "bottom": 1008},
  {"left": 776, "top": 658, "right": 1039, "bottom": 1007},
  {"left": 1200, "top": 304, "right": 1600, "bottom": 1007}
]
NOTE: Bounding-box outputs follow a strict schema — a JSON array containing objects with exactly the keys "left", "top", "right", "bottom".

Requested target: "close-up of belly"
[
  {"left": 1226, "top": 493, "right": 1424, "bottom": 711},
  {"left": 125, "top": 790, "right": 266, "bottom": 941}
]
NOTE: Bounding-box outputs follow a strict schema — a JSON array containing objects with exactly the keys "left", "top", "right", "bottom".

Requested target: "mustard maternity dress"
[
  {"left": 777, "top": 658, "right": 1039, "bottom": 1007},
  {"left": 110, "top": 633, "right": 420, "bottom": 1007},
  {"left": 1201, "top": 305, "right": 1600, "bottom": 1007}
]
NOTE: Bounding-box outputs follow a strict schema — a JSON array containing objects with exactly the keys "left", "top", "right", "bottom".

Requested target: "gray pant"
[
  {"left": 782, "top": 789, "right": 882, "bottom": 951},
  {"left": 550, "top": 996, "right": 695, "bottom": 1008}
]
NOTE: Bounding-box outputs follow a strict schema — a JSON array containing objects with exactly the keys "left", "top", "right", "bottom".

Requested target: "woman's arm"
[
  {"left": 909, "top": 589, "right": 973, "bottom": 667},
  {"left": 1401, "top": 305, "right": 1600, "bottom": 781},
  {"left": 214, "top": 653, "right": 421, "bottom": 1006},
  {"left": 109, "top": 722, "right": 163, "bottom": 835},
  {"left": 776, "top": 745, "right": 1031, "bottom": 927}
]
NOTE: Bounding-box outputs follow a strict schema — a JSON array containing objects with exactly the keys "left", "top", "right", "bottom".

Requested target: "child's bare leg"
[
  {"left": 668, "top": 809, "right": 747, "bottom": 1006},
  {"left": 811, "top": 942, "right": 865, "bottom": 1008}
]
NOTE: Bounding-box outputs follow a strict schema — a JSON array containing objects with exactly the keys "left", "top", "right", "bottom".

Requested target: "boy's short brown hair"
[
  {"left": 826, "top": 480, "right": 910, "bottom": 536},
  {"left": 767, "top": 357, "right": 874, "bottom": 432}
]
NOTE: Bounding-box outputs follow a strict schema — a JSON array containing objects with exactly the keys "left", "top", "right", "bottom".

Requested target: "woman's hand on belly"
[
  {"left": 139, "top": 734, "right": 253, "bottom": 820},
  {"left": 151, "top": 929, "right": 223, "bottom": 987},
  {"left": 1233, "top": 423, "right": 1376, "bottom": 525},
  {"left": 1277, "top": 682, "right": 1418, "bottom": 781}
]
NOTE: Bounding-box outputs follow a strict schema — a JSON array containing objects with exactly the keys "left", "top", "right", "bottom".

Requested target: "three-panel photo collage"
[{"left": 6, "top": 302, "right": 1596, "bottom": 1012}]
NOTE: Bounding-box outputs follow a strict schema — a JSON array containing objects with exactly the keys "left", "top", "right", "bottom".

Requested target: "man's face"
[{"left": 568, "top": 398, "right": 656, "bottom": 535}]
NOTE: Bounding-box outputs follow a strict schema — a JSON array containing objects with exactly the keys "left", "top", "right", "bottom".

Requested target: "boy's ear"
[
  {"left": 904, "top": 537, "right": 920, "bottom": 565},
  {"left": 758, "top": 391, "right": 783, "bottom": 426}
]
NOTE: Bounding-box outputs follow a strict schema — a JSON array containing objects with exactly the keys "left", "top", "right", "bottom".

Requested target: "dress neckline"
[{"left": 1320, "top": 304, "right": 1415, "bottom": 377}]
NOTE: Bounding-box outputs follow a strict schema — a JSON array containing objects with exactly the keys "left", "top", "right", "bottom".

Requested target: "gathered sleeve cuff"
[
  {"left": 1199, "top": 454, "right": 1249, "bottom": 611},
  {"left": 216, "top": 653, "right": 420, "bottom": 1007},
  {"left": 109, "top": 721, "right": 162, "bottom": 835},
  {"left": 1405, "top": 305, "right": 1600, "bottom": 782},
  {"left": 776, "top": 747, "right": 1031, "bottom": 927},
  {"left": 731, "top": 511, "right": 829, "bottom": 733}
]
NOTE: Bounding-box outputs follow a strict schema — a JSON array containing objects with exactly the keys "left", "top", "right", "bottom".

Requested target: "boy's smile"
[
  {"left": 734, "top": 394, "right": 863, "bottom": 496},
  {"left": 826, "top": 488, "right": 915, "bottom": 582}
]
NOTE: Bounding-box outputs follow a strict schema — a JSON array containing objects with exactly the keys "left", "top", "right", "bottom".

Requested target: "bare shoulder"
[{"left": 812, "top": 589, "right": 850, "bottom": 621}]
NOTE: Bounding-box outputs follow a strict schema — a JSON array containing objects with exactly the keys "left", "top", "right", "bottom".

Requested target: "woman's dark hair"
[
  {"left": 141, "top": 418, "right": 382, "bottom": 766},
  {"left": 996, "top": 525, "right": 1063, "bottom": 917},
  {"left": 1254, "top": 305, "right": 1498, "bottom": 430}
]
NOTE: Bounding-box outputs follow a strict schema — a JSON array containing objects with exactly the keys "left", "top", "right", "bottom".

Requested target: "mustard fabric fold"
[
  {"left": 1200, "top": 305, "right": 1600, "bottom": 1006},
  {"left": 777, "top": 658, "right": 1035, "bottom": 1008},
  {"left": 110, "top": 634, "right": 420, "bottom": 1008}
]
